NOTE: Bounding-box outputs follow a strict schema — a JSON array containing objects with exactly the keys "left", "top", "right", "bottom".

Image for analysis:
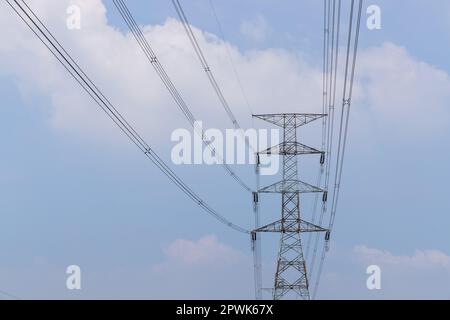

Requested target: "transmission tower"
[{"left": 253, "top": 113, "right": 329, "bottom": 300}]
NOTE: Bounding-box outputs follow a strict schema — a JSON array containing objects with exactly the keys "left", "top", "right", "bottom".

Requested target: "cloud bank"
[{"left": 1, "top": 0, "right": 449, "bottom": 151}]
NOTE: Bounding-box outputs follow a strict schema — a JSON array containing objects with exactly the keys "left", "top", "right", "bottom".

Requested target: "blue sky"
[{"left": 1, "top": 0, "right": 450, "bottom": 299}]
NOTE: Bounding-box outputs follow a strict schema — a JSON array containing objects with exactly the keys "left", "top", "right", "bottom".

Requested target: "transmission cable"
[
  {"left": 172, "top": 0, "right": 258, "bottom": 155},
  {"left": 172, "top": 0, "right": 239, "bottom": 129},
  {"left": 5, "top": 0, "right": 250, "bottom": 234},
  {"left": 308, "top": 0, "right": 341, "bottom": 276},
  {"left": 113, "top": 0, "right": 253, "bottom": 193},
  {"left": 312, "top": 0, "right": 363, "bottom": 298},
  {"left": 208, "top": 0, "right": 254, "bottom": 122},
  {"left": 306, "top": 0, "right": 332, "bottom": 261}
]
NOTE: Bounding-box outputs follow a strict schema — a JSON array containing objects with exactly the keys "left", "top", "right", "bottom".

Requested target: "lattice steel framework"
[{"left": 253, "top": 113, "right": 328, "bottom": 300}]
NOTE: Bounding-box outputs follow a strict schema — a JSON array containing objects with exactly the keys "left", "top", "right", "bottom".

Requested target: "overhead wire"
[
  {"left": 329, "top": 0, "right": 362, "bottom": 232},
  {"left": 113, "top": 0, "right": 253, "bottom": 193},
  {"left": 306, "top": 0, "right": 331, "bottom": 261},
  {"left": 170, "top": 0, "right": 263, "bottom": 296},
  {"left": 171, "top": 0, "right": 257, "bottom": 158},
  {"left": 5, "top": 0, "right": 250, "bottom": 234},
  {"left": 308, "top": 0, "right": 341, "bottom": 277},
  {"left": 207, "top": 0, "right": 254, "bottom": 123},
  {"left": 172, "top": 0, "right": 239, "bottom": 129},
  {"left": 312, "top": 0, "right": 363, "bottom": 298}
]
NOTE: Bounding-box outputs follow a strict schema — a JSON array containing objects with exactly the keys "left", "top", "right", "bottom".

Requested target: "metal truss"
[
  {"left": 253, "top": 113, "right": 328, "bottom": 300},
  {"left": 258, "top": 141, "right": 324, "bottom": 156},
  {"left": 259, "top": 180, "right": 324, "bottom": 194},
  {"left": 253, "top": 113, "right": 326, "bottom": 128},
  {"left": 255, "top": 219, "right": 327, "bottom": 233}
]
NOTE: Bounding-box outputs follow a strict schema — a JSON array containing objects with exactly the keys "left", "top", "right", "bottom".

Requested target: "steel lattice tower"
[{"left": 253, "top": 113, "right": 328, "bottom": 300}]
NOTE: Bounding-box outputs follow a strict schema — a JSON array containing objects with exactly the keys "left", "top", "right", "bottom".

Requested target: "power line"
[
  {"left": 5, "top": 0, "right": 250, "bottom": 234},
  {"left": 329, "top": 0, "right": 363, "bottom": 231},
  {"left": 203, "top": 5, "right": 262, "bottom": 294},
  {"left": 172, "top": 0, "right": 255, "bottom": 136},
  {"left": 308, "top": 0, "right": 341, "bottom": 279},
  {"left": 312, "top": 0, "right": 363, "bottom": 299},
  {"left": 172, "top": 0, "right": 239, "bottom": 129},
  {"left": 306, "top": 0, "right": 332, "bottom": 261},
  {"left": 313, "top": 0, "right": 361, "bottom": 298},
  {"left": 207, "top": 0, "right": 254, "bottom": 121},
  {"left": 113, "top": 0, "right": 253, "bottom": 193}
]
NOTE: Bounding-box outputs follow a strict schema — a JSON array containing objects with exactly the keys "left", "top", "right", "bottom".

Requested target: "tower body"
[{"left": 253, "top": 113, "right": 327, "bottom": 300}]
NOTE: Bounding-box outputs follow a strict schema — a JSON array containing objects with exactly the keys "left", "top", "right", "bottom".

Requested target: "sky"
[{"left": 1, "top": 0, "right": 450, "bottom": 299}]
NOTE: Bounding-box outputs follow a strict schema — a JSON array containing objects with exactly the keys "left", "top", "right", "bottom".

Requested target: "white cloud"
[
  {"left": 153, "top": 234, "right": 245, "bottom": 270},
  {"left": 240, "top": 14, "right": 271, "bottom": 42},
  {"left": 355, "top": 42, "right": 450, "bottom": 135},
  {"left": 0, "top": 0, "right": 322, "bottom": 147},
  {"left": 355, "top": 245, "right": 450, "bottom": 270},
  {"left": 2, "top": 1, "right": 449, "bottom": 152},
  {"left": 150, "top": 235, "right": 253, "bottom": 299},
  {"left": 317, "top": 244, "right": 450, "bottom": 299}
]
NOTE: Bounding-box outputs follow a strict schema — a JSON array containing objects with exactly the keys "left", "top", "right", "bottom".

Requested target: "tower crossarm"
[
  {"left": 259, "top": 180, "right": 324, "bottom": 194},
  {"left": 258, "top": 142, "right": 324, "bottom": 156},
  {"left": 253, "top": 219, "right": 328, "bottom": 233},
  {"left": 253, "top": 113, "right": 327, "bottom": 128}
]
